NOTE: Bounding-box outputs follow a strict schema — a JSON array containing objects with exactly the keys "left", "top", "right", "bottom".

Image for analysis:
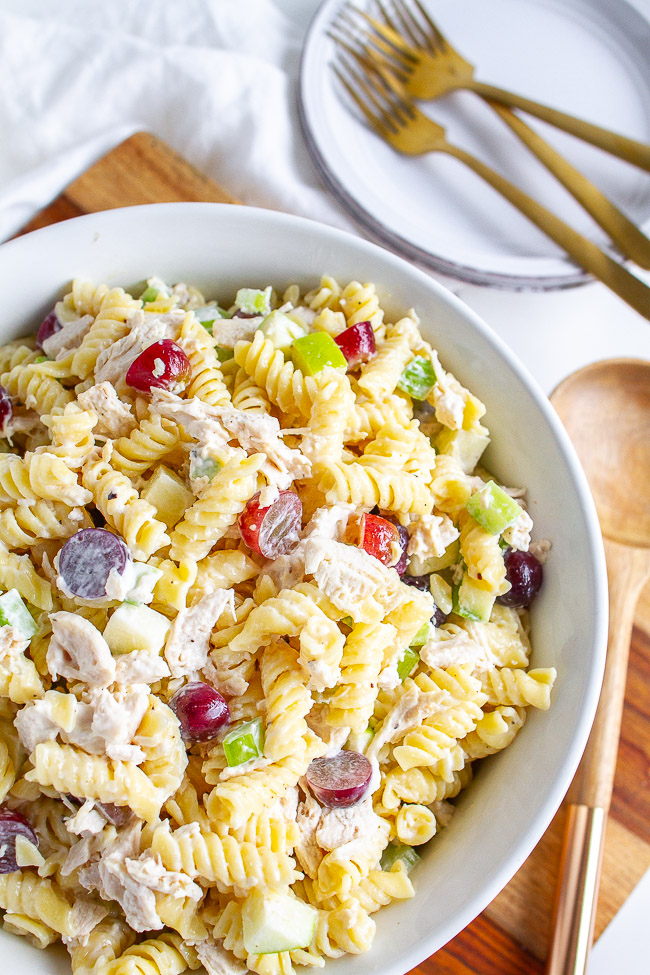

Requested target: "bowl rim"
[{"left": 0, "top": 202, "right": 609, "bottom": 970}]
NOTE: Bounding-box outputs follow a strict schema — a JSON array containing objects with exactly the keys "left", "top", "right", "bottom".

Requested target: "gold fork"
[
  {"left": 332, "top": 52, "right": 650, "bottom": 322},
  {"left": 340, "top": 0, "right": 650, "bottom": 270},
  {"left": 346, "top": 0, "right": 650, "bottom": 173}
]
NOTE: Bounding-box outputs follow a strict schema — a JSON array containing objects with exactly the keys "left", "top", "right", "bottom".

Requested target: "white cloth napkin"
[{"left": 0, "top": 0, "right": 356, "bottom": 241}]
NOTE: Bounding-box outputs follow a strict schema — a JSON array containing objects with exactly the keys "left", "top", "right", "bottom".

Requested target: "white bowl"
[{"left": 0, "top": 203, "right": 608, "bottom": 975}]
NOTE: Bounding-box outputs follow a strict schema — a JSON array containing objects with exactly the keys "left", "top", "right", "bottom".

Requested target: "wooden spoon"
[{"left": 547, "top": 358, "right": 650, "bottom": 975}]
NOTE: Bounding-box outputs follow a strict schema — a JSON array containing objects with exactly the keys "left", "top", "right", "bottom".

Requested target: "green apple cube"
[
  {"left": 291, "top": 332, "right": 347, "bottom": 376},
  {"left": 397, "top": 356, "right": 437, "bottom": 400},
  {"left": 189, "top": 451, "right": 223, "bottom": 483},
  {"left": 242, "top": 888, "right": 317, "bottom": 955},
  {"left": 380, "top": 842, "right": 420, "bottom": 873},
  {"left": 0, "top": 590, "right": 38, "bottom": 639},
  {"left": 194, "top": 304, "right": 228, "bottom": 332},
  {"left": 435, "top": 427, "right": 490, "bottom": 473},
  {"left": 407, "top": 538, "right": 460, "bottom": 577},
  {"left": 103, "top": 603, "right": 171, "bottom": 655},
  {"left": 235, "top": 287, "right": 272, "bottom": 316},
  {"left": 125, "top": 563, "right": 163, "bottom": 605},
  {"left": 258, "top": 310, "right": 308, "bottom": 352},
  {"left": 141, "top": 465, "right": 194, "bottom": 529},
  {"left": 397, "top": 646, "right": 420, "bottom": 682},
  {"left": 452, "top": 574, "right": 496, "bottom": 623},
  {"left": 223, "top": 717, "right": 265, "bottom": 767},
  {"left": 466, "top": 480, "right": 523, "bottom": 535},
  {"left": 140, "top": 286, "right": 160, "bottom": 304},
  {"left": 429, "top": 573, "right": 453, "bottom": 616}
]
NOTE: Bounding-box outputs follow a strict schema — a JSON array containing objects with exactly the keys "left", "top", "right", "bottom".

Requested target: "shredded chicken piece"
[
  {"left": 529, "top": 538, "right": 552, "bottom": 564},
  {"left": 303, "top": 537, "right": 401, "bottom": 620},
  {"left": 211, "top": 318, "right": 261, "bottom": 347},
  {"left": 41, "top": 315, "right": 93, "bottom": 360},
  {"left": 79, "top": 822, "right": 163, "bottom": 933},
  {"left": 124, "top": 851, "right": 202, "bottom": 901},
  {"left": 46, "top": 613, "right": 116, "bottom": 686},
  {"left": 315, "top": 798, "right": 382, "bottom": 852},
  {"left": 294, "top": 793, "right": 323, "bottom": 879},
  {"left": 193, "top": 939, "right": 247, "bottom": 975},
  {"left": 165, "top": 589, "right": 234, "bottom": 678},
  {"left": 0, "top": 625, "right": 30, "bottom": 663},
  {"left": 419, "top": 629, "right": 491, "bottom": 671},
  {"left": 115, "top": 650, "right": 170, "bottom": 685},
  {"left": 407, "top": 513, "right": 459, "bottom": 561},
  {"left": 77, "top": 381, "right": 136, "bottom": 439},
  {"left": 502, "top": 508, "right": 534, "bottom": 552},
  {"left": 65, "top": 799, "right": 106, "bottom": 837}
]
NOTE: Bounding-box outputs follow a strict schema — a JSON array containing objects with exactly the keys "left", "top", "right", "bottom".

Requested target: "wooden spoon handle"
[
  {"left": 472, "top": 81, "right": 650, "bottom": 172},
  {"left": 546, "top": 538, "right": 650, "bottom": 975},
  {"left": 569, "top": 538, "right": 649, "bottom": 808}
]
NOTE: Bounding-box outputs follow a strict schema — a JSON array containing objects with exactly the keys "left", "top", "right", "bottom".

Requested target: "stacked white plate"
[{"left": 298, "top": 0, "right": 650, "bottom": 288}]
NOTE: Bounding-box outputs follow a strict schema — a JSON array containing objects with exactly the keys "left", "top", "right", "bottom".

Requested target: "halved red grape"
[
  {"left": 97, "top": 803, "right": 132, "bottom": 826},
  {"left": 335, "top": 321, "right": 376, "bottom": 368},
  {"left": 126, "top": 340, "right": 191, "bottom": 394},
  {"left": 232, "top": 310, "right": 260, "bottom": 319},
  {"left": 0, "top": 386, "right": 12, "bottom": 438},
  {"left": 58, "top": 528, "right": 129, "bottom": 599},
  {"left": 383, "top": 516, "right": 409, "bottom": 575},
  {"left": 497, "top": 549, "right": 543, "bottom": 608},
  {"left": 170, "top": 682, "right": 230, "bottom": 742},
  {"left": 239, "top": 491, "right": 302, "bottom": 559},
  {"left": 36, "top": 310, "right": 61, "bottom": 350},
  {"left": 359, "top": 513, "right": 402, "bottom": 568},
  {"left": 0, "top": 808, "right": 38, "bottom": 873},
  {"left": 306, "top": 751, "right": 372, "bottom": 808}
]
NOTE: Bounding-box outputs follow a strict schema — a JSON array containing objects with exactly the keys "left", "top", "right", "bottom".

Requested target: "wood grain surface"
[{"left": 16, "top": 131, "right": 650, "bottom": 974}]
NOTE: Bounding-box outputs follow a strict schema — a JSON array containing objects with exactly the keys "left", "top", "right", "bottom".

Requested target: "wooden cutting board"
[{"left": 16, "top": 132, "right": 650, "bottom": 975}]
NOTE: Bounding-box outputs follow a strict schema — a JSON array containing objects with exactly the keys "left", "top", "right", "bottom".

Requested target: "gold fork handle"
[
  {"left": 445, "top": 143, "right": 650, "bottom": 322},
  {"left": 488, "top": 103, "right": 650, "bottom": 269},
  {"left": 471, "top": 81, "right": 650, "bottom": 172}
]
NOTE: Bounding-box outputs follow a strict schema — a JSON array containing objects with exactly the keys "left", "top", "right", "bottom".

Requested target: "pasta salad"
[{"left": 0, "top": 273, "right": 554, "bottom": 974}]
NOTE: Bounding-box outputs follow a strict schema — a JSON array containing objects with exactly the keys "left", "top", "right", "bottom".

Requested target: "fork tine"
[
  {"left": 333, "top": 54, "right": 398, "bottom": 137},
  {"left": 411, "top": 0, "right": 449, "bottom": 49},
  {"left": 387, "top": 0, "right": 431, "bottom": 51},
  {"left": 329, "top": 27, "right": 411, "bottom": 85},
  {"left": 348, "top": 5, "right": 418, "bottom": 62}
]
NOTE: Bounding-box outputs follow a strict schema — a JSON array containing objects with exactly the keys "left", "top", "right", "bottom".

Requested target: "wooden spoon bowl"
[{"left": 551, "top": 358, "right": 650, "bottom": 548}]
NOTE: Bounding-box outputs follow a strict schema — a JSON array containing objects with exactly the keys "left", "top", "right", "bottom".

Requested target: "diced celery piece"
[
  {"left": 0, "top": 589, "right": 38, "bottom": 639},
  {"left": 397, "top": 646, "right": 420, "bottom": 682},
  {"left": 340, "top": 615, "right": 354, "bottom": 627},
  {"left": 407, "top": 538, "right": 460, "bottom": 576},
  {"left": 397, "top": 356, "right": 437, "bottom": 400},
  {"left": 410, "top": 621, "right": 433, "bottom": 647},
  {"left": 430, "top": 573, "right": 453, "bottom": 616},
  {"left": 141, "top": 465, "right": 194, "bottom": 529},
  {"left": 242, "top": 888, "right": 317, "bottom": 955},
  {"left": 381, "top": 842, "right": 420, "bottom": 873},
  {"left": 223, "top": 717, "right": 265, "bottom": 767},
  {"left": 345, "top": 725, "right": 375, "bottom": 753},
  {"left": 235, "top": 287, "right": 272, "bottom": 316},
  {"left": 466, "top": 480, "right": 523, "bottom": 535},
  {"left": 103, "top": 603, "right": 171, "bottom": 655},
  {"left": 291, "top": 332, "right": 346, "bottom": 376},
  {"left": 34, "top": 354, "right": 49, "bottom": 363},
  {"left": 434, "top": 427, "right": 490, "bottom": 474},
  {"left": 258, "top": 310, "right": 308, "bottom": 352},
  {"left": 140, "top": 286, "right": 160, "bottom": 304},
  {"left": 189, "top": 450, "right": 223, "bottom": 483},
  {"left": 215, "top": 345, "right": 234, "bottom": 362},
  {"left": 452, "top": 574, "right": 496, "bottom": 623}
]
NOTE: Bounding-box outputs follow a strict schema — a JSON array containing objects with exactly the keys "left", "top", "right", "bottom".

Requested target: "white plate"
[
  {"left": 0, "top": 203, "right": 608, "bottom": 975},
  {"left": 299, "top": 0, "right": 650, "bottom": 288}
]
